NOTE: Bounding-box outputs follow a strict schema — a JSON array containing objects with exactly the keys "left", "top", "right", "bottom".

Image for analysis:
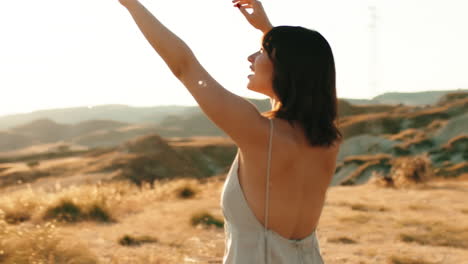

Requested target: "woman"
[{"left": 119, "top": 0, "right": 341, "bottom": 263}]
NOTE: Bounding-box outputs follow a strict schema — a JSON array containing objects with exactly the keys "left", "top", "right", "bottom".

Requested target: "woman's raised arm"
[
  {"left": 119, "top": 0, "right": 192, "bottom": 77},
  {"left": 119, "top": 0, "right": 270, "bottom": 149}
]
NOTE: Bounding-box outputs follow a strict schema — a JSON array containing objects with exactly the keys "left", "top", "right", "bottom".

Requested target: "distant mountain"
[
  {"left": 371, "top": 89, "right": 467, "bottom": 105},
  {"left": 1, "top": 90, "right": 466, "bottom": 130},
  {"left": 0, "top": 119, "right": 137, "bottom": 152},
  {"left": 341, "top": 98, "right": 377, "bottom": 105},
  {"left": 0, "top": 96, "right": 430, "bottom": 152},
  {"left": 343, "top": 89, "right": 467, "bottom": 106},
  {"left": 0, "top": 105, "right": 194, "bottom": 130}
]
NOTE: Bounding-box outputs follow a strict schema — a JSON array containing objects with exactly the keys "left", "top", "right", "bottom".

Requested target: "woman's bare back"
[{"left": 237, "top": 117, "right": 340, "bottom": 240}]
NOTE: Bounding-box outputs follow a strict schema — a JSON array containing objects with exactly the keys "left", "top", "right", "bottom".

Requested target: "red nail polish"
[{"left": 236, "top": 3, "right": 241, "bottom": 8}]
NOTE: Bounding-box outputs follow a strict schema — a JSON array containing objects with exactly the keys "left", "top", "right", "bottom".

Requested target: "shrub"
[
  {"left": 43, "top": 199, "right": 114, "bottom": 223},
  {"left": 118, "top": 234, "right": 158, "bottom": 247},
  {"left": 391, "top": 155, "right": 433, "bottom": 187},
  {"left": 327, "top": 236, "right": 357, "bottom": 244},
  {"left": 191, "top": 211, "right": 224, "bottom": 228},
  {"left": 26, "top": 160, "right": 40, "bottom": 168},
  {"left": 87, "top": 203, "right": 114, "bottom": 223},
  {"left": 176, "top": 185, "right": 197, "bottom": 199},
  {"left": 4, "top": 210, "right": 30, "bottom": 225},
  {"left": 350, "top": 203, "right": 389, "bottom": 212},
  {"left": 43, "top": 200, "right": 84, "bottom": 223},
  {"left": 370, "top": 155, "right": 433, "bottom": 188}
]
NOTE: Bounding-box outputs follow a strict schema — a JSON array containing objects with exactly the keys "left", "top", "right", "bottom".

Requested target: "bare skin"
[{"left": 119, "top": 0, "right": 340, "bottom": 240}]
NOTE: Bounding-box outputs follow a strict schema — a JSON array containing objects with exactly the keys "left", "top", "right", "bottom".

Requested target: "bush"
[
  {"left": 43, "top": 199, "right": 114, "bottom": 223},
  {"left": 43, "top": 200, "right": 84, "bottom": 223},
  {"left": 26, "top": 160, "right": 40, "bottom": 168},
  {"left": 391, "top": 155, "right": 433, "bottom": 187},
  {"left": 4, "top": 210, "right": 30, "bottom": 225},
  {"left": 176, "top": 185, "right": 197, "bottom": 199},
  {"left": 190, "top": 211, "right": 224, "bottom": 228},
  {"left": 369, "top": 155, "right": 433, "bottom": 188},
  {"left": 327, "top": 236, "right": 357, "bottom": 244},
  {"left": 87, "top": 203, "right": 114, "bottom": 223},
  {"left": 118, "top": 234, "right": 158, "bottom": 247}
]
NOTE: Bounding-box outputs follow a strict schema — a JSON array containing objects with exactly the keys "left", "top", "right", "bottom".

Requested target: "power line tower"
[{"left": 368, "top": 1, "right": 379, "bottom": 97}]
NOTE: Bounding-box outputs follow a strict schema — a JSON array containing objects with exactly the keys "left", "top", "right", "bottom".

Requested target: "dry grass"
[
  {"left": 1, "top": 173, "right": 467, "bottom": 263},
  {"left": 0, "top": 178, "right": 206, "bottom": 226},
  {"left": 335, "top": 201, "right": 389, "bottom": 212},
  {"left": 398, "top": 224, "right": 468, "bottom": 249},
  {"left": 407, "top": 204, "right": 433, "bottom": 211},
  {"left": 388, "top": 255, "right": 436, "bottom": 264},
  {"left": 338, "top": 214, "right": 372, "bottom": 224},
  {"left": 0, "top": 220, "right": 99, "bottom": 264},
  {"left": 327, "top": 236, "right": 357, "bottom": 244}
]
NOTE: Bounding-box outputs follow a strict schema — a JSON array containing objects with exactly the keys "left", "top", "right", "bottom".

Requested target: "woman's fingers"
[
  {"left": 233, "top": 0, "right": 253, "bottom": 8},
  {"left": 238, "top": 6, "right": 250, "bottom": 17},
  {"left": 234, "top": 3, "right": 252, "bottom": 8},
  {"left": 232, "top": 0, "right": 253, "bottom": 4}
]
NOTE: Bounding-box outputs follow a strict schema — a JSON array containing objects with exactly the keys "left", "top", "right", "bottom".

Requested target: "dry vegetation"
[
  {"left": 0, "top": 174, "right": 467, "bottom": 263},
  {"left": 369, "top": 154, "right": 434, "bottom": 188}
]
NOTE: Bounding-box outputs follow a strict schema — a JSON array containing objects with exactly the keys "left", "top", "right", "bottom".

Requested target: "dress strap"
[{"left": 264, "top": 118, "right": 274, "bottom": 263}]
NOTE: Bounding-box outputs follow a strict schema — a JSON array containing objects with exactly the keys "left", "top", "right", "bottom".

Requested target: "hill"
[
  {"left": 0, "top": 119, "right": 133, "bottom": 152},
  {"left": 342, "top": 89, "right": 467, "bottom": 105},
  {"left": 0, "top": 91, "right": 466, "bottom": 187},
  {"left": 0, "top": 105, "right": 193, "bottom": 130},
  {"left": 1, "top": 90, "right": 466, "bottom": 131},
  {"left": 334, "top": 91, "right": 468, "bottom": 185},
  {"left": 372, "top": 89, "right": 467, "bottom": 105}
]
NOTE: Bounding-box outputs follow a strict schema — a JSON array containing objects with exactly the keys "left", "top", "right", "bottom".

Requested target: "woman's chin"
[{"left": 246, "top": 76, "right": 253, "bottom": 89}]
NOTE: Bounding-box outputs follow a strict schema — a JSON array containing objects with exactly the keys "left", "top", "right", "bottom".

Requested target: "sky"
[{"left": 0, "top": 0, "right": 467, "bottom": 117}]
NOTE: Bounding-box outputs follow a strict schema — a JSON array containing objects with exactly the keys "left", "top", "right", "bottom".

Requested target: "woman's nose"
[{"left": 248, "top": 51, "right": 260, "bottom": 63}]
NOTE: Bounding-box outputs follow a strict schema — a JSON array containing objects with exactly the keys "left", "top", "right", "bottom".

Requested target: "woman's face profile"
[{"left": 247, "top": 48, "right": 274, "bottom": 98}]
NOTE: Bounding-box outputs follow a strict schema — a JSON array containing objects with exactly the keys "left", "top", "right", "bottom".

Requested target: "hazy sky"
[{"left": 1, "top": 0, "right": 467, "bottom": 117}]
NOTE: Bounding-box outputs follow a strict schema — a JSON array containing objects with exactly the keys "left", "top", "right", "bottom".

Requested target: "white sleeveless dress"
[{"left": 220, "top": 118, "right": 325, "bottom": 263}]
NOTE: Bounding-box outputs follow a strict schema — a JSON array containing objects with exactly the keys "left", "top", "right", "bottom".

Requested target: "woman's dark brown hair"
[{"left": 262, "top": 26, "right": 341, "bottom": 147}]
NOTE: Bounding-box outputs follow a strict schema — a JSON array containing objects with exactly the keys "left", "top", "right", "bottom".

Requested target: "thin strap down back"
[{"left": 264, "top": 118, "right": 274, "bottom": 263}]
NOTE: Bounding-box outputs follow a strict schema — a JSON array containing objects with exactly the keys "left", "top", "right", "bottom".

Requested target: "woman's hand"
[{"left": 233, "top": 0, "right": 273, "bottom": 34}]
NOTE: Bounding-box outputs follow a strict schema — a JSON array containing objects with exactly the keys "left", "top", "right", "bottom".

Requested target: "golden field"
[{"left": 1, "top": 172, "right": 467, "bottom": 264}]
